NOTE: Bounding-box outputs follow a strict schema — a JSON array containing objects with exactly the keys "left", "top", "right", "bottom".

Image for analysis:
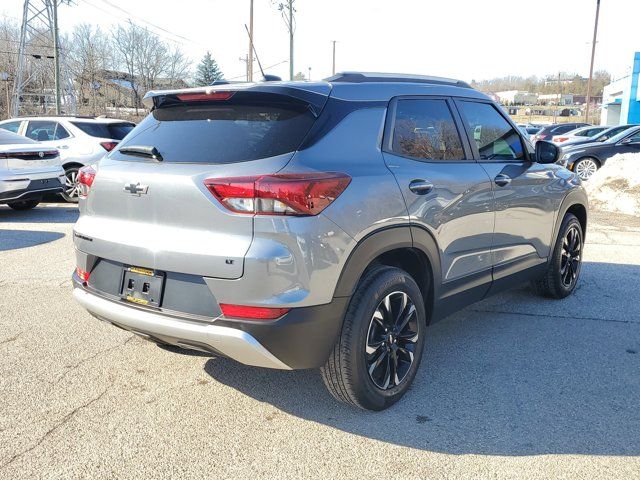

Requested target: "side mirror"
[{"left": 535, "top": 140, "right": 560, "bottom": 164}]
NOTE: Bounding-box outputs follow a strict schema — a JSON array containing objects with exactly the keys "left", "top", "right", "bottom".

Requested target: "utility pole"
[
  {"left": 584, "top": 0, "right": 601, "bottom": 123},
  {"left": 248, "top": 0, "right": 254, "bottom": 82},
  {"left": 239, "top": 55, "right": 249, "bottom": 81},
  {"left": 332, "top": 40, "right": 336, "bottom": 75},
  {"left": 308, "top": 66, "right": 311, "bottom": 81},
  {"left": 52, "top": 0, "right": 61, "bottom": 114},
  {"left": 288, "top": 0, "right": 294, "bottom": 80}
]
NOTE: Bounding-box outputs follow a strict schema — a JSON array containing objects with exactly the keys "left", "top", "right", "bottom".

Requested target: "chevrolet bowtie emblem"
[{"left": 123, "top": 183, "right": 149, "bottom": 196}]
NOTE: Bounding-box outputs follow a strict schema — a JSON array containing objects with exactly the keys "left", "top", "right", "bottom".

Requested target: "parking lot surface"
[{"left": 1, "top": 204, "right": 639, "bottom": 479}]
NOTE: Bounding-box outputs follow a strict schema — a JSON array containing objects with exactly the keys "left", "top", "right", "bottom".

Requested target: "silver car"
[
  {"left": 0, "top": 129, "right": 65, "bottom": 210},
  {"left": 72, "top": 73, "right": 588, "bottom": 410}
]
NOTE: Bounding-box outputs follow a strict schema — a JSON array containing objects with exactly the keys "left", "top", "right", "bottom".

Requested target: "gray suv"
[{"left": 72, "top": 73, "right": 588, "bottom": 410}]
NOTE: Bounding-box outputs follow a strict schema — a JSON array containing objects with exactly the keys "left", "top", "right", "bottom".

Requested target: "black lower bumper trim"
[{"left": 1, "top": 178, "right": 63, "bottom": 202}]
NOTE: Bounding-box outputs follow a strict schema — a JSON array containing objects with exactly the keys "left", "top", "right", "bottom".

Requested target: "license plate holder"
[{"left": 120, "top": 266, "right": 165, "bottom": 307}]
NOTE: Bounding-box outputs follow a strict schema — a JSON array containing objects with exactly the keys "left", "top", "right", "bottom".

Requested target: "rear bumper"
[
  {"left": 72, "top": 277, "right": 350, "bottom": 370},
  {"left": 73, "top": 287, "right": 293, "bottom": 370},
  {"left": 0, "top": 175, "right": 65, "bottom": 203}
]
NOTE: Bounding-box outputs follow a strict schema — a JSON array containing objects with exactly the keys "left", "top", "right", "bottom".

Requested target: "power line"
[{"left": 226, "top": 59, "right": 288, "bottom": 80}]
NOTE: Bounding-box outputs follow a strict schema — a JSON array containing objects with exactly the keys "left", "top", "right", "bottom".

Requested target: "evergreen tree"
[{"left": 194, "top": 51, "right": 223, "bottom": 86}]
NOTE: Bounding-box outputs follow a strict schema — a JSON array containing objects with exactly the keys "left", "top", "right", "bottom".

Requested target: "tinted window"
[
  {"left": 25, "top": 121, "right": 70, "bottom": 141},
  {"left": 552, "top": 124, "right": 577, "bottom": 134},
  {"left": 625, "top": 130, "right": 640, "bottom": 142},
  {"left": 112, "top": 98, "right": 316, "bottom": 164},
  {"left": 458, "top": 101, "right": 524, "bottom": 160},
  {"left": 606, "top": 126, "right": 631, "bottom": 137},
  {"left": 71, "top": 121, "right": 135, "bottom": 140},
  {"left": 0, "top": 121, "right": 22, "bottom": 133},
  {"left": 391, "top": 99, "right": 464, "bottom": 161},
  {"left": 0, "top": 129, "right": 37, "bottom": 145}
]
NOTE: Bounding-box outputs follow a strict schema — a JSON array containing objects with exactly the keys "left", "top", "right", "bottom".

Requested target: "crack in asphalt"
[
  {"left": 471, "top": 309, "right": 640, "bottom": 325},
  {"left": 0, "top": 332, "right": 22, "bottom": 346},
  {"left": 52, "top": 335, "right": 136, "bottom": 386},
  {"left": 0, "top": 385, "right": 111, "bottom": 471}
]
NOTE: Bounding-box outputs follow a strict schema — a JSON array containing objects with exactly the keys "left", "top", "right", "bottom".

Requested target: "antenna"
[{"left": 244, "top": 23, "right": 265, "bottom": 80}]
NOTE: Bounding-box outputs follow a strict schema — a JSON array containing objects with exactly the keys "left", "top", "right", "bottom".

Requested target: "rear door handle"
[
  {"left": 409, "top": 179, "right": 434, "bottom": 195},
  {"left": 494, "top": 174, "right": 512, "bottom": 187}
]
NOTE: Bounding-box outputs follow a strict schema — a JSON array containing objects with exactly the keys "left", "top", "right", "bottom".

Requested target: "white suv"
[{"left": 0, "top": 116, "right": 135, "bottom": 202}]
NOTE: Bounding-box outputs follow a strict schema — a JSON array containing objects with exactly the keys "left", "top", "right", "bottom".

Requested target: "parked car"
[
  {"left": 71, "top": 72, "right": 588, "bottom": 410},
  {"left": 0, "top": 129, "right": 65, "bottom": 210},
  {"left": 551, "top": 125, "right": 609, "bottom": 145},
  {"left": 0, "top": 116, "right": 135, "bottom": 202},
  {"left": 531, "top": 122, "right": 590, "bottom": 144},
  {"left": 559, "top": 126, "right": 640, "bottom": 180},
  {"left": 563, "top": 124, "right": 639, "bottom": 148},
  {"left": 518, "top": 123, "right": 542, "bottom": 136}
]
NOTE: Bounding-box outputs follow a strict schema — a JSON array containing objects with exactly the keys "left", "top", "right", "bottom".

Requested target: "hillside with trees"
[{"left": 471, "top": 70, "right": 611, "bottom": 96}]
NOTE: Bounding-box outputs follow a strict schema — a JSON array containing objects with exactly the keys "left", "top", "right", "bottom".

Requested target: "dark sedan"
[{"left": 559, "top": 126, "right": 640, "bottom": 180}]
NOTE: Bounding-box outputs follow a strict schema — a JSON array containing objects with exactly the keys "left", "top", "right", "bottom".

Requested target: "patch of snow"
[{"left": 584, "top": 153, "right": 640, "bottom": 216}]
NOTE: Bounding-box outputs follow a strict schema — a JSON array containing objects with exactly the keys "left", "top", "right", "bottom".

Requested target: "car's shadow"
[
  {"left": 0, "top": 229, "right": 65, "bottom": 251},
  {"left": 204, "top": 261, "right": 640, "bottom": 456},
  {"left": 0, "top": 204, "right": 78, "bottom": 224}
]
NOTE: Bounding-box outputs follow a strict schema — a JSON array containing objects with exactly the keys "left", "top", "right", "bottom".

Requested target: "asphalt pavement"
[{"left": 1, "top": 203, "right": 639, "bottom": 479}]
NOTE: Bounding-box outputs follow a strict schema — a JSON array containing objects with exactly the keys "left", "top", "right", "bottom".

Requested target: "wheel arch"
[
  {"left": 333, "top": 226, "right": 442, "bottom": 323},
  {"left": 62, "top": 161, "right": 85, "bottom": 170},
  {"left": 551, "top": 189, "right": 589, "bottom": 247}
]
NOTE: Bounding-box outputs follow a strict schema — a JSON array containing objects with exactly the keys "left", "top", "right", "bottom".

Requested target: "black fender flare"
[
  {"left": 550, "top": 187, "right": 589, "bottom": 249},
  {"left": 333, "top": 225, "right": 442, "bottom": 302}
]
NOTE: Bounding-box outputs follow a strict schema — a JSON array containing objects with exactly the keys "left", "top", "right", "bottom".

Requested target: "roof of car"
[{"left": 143, "top": 71, "right": 489, "bottom": 108}]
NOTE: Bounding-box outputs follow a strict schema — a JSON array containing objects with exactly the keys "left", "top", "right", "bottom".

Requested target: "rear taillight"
[
  {"left": 75, "top": 267, "right": 90, "bottom": 283},
  {"left": 78, "top": 165, "right": 96, "bottom": 199},
  {"left": 555, "top": 137, "right": 568, "bottom": 142},
  {"left": 100, "top": 141, "right": 118, "bottom": 151},
  {"left": 219, "top": 303, "right": 290, "bottom": 320},
  {"left": 204, "top": 172, "right": 351, "bottom": 216}
]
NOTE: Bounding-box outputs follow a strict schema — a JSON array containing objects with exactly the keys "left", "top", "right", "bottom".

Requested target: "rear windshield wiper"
[{"left": 118, "top": 145, "right": 163, "bottom": 162}]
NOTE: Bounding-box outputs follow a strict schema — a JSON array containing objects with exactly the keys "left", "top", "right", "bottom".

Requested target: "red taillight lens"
[
  {"left": 176, "top": 91, "right": 234, "bottom": 102},
  {"left": 556, "top": 137, "right": 568, "bottom": 142},
  {"left": 78, "top": 165, "right": 96, "bottom": 199},
  {"left": 204, "top": 172, "right": 351, "bottom": 216},
  {"left": 100, "top": 141, "right": 118, "bottom": 151},
  {"left": 220, "top": 303, "right": 290, "bottom": 320},
  {"left": 76, "top": 267, "right": 90, "bottom": 283}
]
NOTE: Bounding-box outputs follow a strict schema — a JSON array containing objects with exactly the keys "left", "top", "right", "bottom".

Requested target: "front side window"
[
  {"left": 458, "top": 101, "right": 524, "bottom": 161},
  {"left": 0, "top": 121, "right": 22, "bottom": 134},
  {"left": 391, "top": 99, "right": 465, "bottom": 161},
  {"left": 25, "top": 121, "right": 70, "bottom": 141}
]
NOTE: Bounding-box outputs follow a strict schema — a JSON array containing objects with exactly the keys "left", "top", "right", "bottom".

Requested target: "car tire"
[
  {"left": 533, "top": 213, "right": 583, "bottom": 299},
  {"left": 7, "top": 199, "right": 40, "bottom": 210},
  {"left": 61, "top": 166, "right": 80, "bottom": 203},
  {"left": 573, "top": 157, "right": 599, "bottom": 181},
  {"left": 320, "top": 265, "right": 426, "bottom": 410}
]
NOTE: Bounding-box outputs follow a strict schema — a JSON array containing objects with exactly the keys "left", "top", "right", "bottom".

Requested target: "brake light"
[
  {"left": 100, "top": 141, "right": 118, "bottom": 151},
  {"left": 555, "top": 137, "right": 568, "bottom": 142},
  {"left": 219, "top": 303, "right": 290, "bottom": 320},
  {"left": 204, "top": 172, "right": 351, "bottom": 216},
  {"left": 78, "top": 165, "right": 96, "bottom": 199},
  {"left": 176, "top": 91, "right": 234, "bottom": 102},
  {"left": 75, "top": 267, "right": 90, "bottom": 283}
]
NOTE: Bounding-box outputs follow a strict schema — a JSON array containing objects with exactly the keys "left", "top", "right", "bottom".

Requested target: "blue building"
[{"left": 601, "top": 52, "right": 640, "bottom": 125}]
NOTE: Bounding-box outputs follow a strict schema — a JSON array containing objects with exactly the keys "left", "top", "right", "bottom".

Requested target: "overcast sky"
[{"left": 2, "top": 0, "right": 639, "bottom": 83}]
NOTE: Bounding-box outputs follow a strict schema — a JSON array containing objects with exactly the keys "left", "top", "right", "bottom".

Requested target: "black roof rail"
[{"left": 324, "top": 72, "right": 471, "bottom": 88}]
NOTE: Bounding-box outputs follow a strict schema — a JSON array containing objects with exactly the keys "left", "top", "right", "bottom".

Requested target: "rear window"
[
  {"left": 111, "top": 96, "right": 317, "bottom": 164},
  {"left": 72, "top": 121, "right": 135, "bottom": 140},
  {"left": 0, "top": 129, "right": 37, "bottom": 145}
]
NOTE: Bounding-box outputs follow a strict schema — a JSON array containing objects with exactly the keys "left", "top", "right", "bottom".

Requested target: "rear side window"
[
  {"left": 458, "top": 101, "right": 524, "bottom": 161},
  {"left": 0, "top": 121, "right": 22, "bottom": 133},
  {"left": 391, "top": 99, "right": 465, "bottom": 161},
  {"left": 25, "top": 121, "right": 69, "bottom": 141},
  {"left": 112, "top": 96, "right": 317, "bottom": 164},
  {"left": 71, "top": 122, "right": 135, "bottom": 140}
]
